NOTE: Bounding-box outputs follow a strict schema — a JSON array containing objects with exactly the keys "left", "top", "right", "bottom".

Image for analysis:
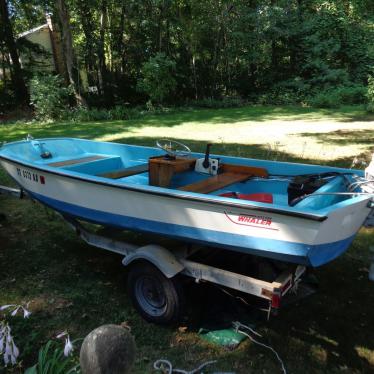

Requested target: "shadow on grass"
[
  {"left": 187, "top": 249, "right": 374, "bottom": 373},
  {"left": 0, "top": 105, "right": 371, "bottom": 144},
  {"left": 273, "top": 248, "right": 374, "bottom": 372},
  {"left": 101, "top": 135, "right": 369, "bottom": 169},
  {"left": 337, "top": 113, "right": 374, "bottom": 123},
  {"left": 298, "top": 129, "right": 374, "bottom": 148}
]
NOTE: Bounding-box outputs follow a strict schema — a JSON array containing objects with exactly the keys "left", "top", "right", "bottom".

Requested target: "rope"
[
  {"left": 233, "top": 322, "right": 287, "bottom": 374},
  {"left": 153, "top": 322, "right": 286, "bottom": 374},
  {"left": 153, "top": 359, "right": 217, "bottom": 374},
  {"left": 293, "top": 191, "right": 373, "bottom": 205},
  {"left": 348, "top": 180, "right": 374, "bottom": 192}
]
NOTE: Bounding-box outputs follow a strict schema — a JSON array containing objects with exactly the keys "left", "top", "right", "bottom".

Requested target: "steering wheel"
[{"left": 156, "top": 139, "right": 191, "bottom": 158}]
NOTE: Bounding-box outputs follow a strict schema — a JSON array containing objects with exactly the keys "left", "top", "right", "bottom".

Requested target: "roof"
[{"left": 18, "top": 24, "right": 49, "bottom": 39}]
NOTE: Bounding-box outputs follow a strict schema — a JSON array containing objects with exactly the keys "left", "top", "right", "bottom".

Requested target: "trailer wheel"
[{"left": 127, "top": 262, "right": 184, "bottom": 324}]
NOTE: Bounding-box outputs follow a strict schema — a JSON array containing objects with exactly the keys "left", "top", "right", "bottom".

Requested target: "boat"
[{"left": 0, "top": 137, "right": 373, "bottom": 267}]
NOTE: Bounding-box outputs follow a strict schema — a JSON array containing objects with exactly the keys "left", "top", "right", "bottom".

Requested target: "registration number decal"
[{"left": 17, "top": 168, "right": 45, "bottom": 184}]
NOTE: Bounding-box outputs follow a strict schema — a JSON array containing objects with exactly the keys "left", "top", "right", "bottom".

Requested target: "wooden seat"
[
  {"left": 220, "top": 163, "right": 268, "bottom": 178},
  {"left": 48, "top": 155, "right": 107, "bottom": 167},
  {"left": 179, "top": 172, "right": 251, "bottom": 194},
  {"left": 179, "top": 163, "right": 268, "bottom": 194},
  {"left": 98, "top": 164, "right": 149, "bottom": 179}
]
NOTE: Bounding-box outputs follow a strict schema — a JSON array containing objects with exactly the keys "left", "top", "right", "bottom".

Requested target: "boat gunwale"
[{"left": 0, "top": 154, "right": 329, "bottom": 222}]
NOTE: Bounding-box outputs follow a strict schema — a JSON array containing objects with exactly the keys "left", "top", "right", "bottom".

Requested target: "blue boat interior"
[{"left": 2, "top": 137, "right": 364, "bottom": 212}]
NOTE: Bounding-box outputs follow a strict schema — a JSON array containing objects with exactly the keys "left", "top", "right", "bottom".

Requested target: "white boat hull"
[{"left": 1, "top": 158, "right": 371, "bottom": 267}]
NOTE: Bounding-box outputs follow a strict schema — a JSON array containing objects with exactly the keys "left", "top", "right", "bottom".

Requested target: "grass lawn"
[{"left": 0, "top": 105, "right": 374, "bottom": 373}]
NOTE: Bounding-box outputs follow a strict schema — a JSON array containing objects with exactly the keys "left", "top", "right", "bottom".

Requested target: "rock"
[{"left": 80, "top": 324, "right": 136, "bottom": 374}]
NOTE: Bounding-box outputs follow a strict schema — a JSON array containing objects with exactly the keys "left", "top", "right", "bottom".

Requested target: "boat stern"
[{"left": 307, "top": 196, "right": 372, "bottom": 267}]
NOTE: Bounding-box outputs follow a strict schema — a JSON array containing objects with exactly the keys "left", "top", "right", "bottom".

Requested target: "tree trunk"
[
  {"left": 0, "top": 0, "right": 29, "bottom": 104},
  {"left": 106, "top": 9, "right": 113, "bottom": 72},
  {"left": 97, "top": 0, "right": 112, "bottom": 100},
  {"left": 289, "top": 0, "right": 303, "bottom": 76},
  {"left": 158, "top": 4, "right": 163, "bottom": 52},
  {"left": 192, "top": 55, "right": 198, "bottom": 99},
  {"left": 78, "top": 0, "right": 97, "bottom": 87},
  {"left": 117, "top": 0, "right": 126, "bottom": 74},
  {"left": 56, "top": 0, "right": 86, "bottom": 105},
  {"left": 1, "top": 44, "right": 7, "bottom": 84},
  {"left": 212, "top": 15, "right": 223, "bottom": 97}
]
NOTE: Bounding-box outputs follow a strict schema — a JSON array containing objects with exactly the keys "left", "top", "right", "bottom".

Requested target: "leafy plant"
[
  {"left": 25, "top": 340, "right": 80, "bottom": 374},
  {"left": 137, "top": 53, "right": 177, "bottom": 104},
  {"left": 307, "top": 84, "right": 367, "bottom": 108},
  {"left": 191, "top": 96, "right": 244, "bottom": 108},
  {"left": 0, "top": 82, "right": 16, "bottom": 113},
  {"left": 30, "top": 75, "right": 72, "bottom": 120},
  {"left": 63, "top": 105, "right": 142, "bottom": 122},
  {"left": 0, "top": 304, "right": 31, "bottom": 367},
  {"left": 60, "top": 103, "right": 178, "bottom": 122},
  {"left": 367, "top": 75, "right": 374, "bottom": 113}
]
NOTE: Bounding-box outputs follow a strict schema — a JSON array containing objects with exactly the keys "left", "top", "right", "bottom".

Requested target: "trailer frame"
[{"left": 63, "top": 214, "right": 306, "bottom": 320}]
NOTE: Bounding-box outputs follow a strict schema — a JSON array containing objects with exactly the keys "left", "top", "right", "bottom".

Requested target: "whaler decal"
[{"left": 225, "top": 211, "right": 278, "bottom": 231}]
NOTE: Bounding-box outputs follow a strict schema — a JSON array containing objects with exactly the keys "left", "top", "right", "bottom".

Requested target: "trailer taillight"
[{"left": 271, "top": 293, "right": 281, "bottom": 309}]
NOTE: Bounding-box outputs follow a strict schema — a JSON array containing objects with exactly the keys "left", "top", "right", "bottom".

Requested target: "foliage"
[
  {"left": 367, "top": 76, "right": 374, "bottom": 113},
  {"left": 25, "top": 340, "right": 80, "bottom": 374},
  {"left": 0, "top": 303, "right": 31, "bottom": 367},
  {"left": 300, "top": 6, "right": 372, "bottom": 89},
  {"left": 191, "top": 96, "right": 245, "bottom": 109},
  {"left": 137, "top": 53, "right": 177, "bottom": 103},
  {"left": 307, "top": 84, "right": 367, "bottom": 108},
  {"left": 30, "top": 75, "right": 72, "bottom": 120},
  {"left": 1, "top": 0, "right": 374, "bottom": 109},
  {"left": 0, "top": 82, "right": 16, "bottom": 113},
  {"left": 63, "top": 105, "right": 148, "bottom": 122},
  {"left": 61, "top": 103, "right": 180, "bottom": 122},
  {"left": 257, "top": 87, "right": 306, "bottom": 106}
]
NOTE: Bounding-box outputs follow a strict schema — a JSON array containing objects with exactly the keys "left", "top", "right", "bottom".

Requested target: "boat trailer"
[{"left": 0, "top": 184, "right": 318, "bottom": 323}]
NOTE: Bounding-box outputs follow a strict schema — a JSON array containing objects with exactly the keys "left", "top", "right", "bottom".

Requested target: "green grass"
[
  {"left": 1, "top": 104, "right": 373, "bottom": 163},
  {"left": 1, "top": 105, "right": 374, "bottom": 373}
]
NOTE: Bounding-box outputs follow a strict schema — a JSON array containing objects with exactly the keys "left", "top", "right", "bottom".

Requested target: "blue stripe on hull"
[
  {"left": 308, "top": 235, "right": 355, "bottom": 267},
  {"left": 29, "top": 191, "right": 354, "bottom": 267}
]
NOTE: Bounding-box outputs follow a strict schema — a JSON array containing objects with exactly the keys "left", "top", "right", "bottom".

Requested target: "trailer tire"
[{"left": 127, "top": 261, "right": 184, "bottom": 325}]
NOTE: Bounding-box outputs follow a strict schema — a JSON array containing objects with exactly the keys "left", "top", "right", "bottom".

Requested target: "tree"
[
  {"left": 0, "top": 0, "right": 29, "bottom": 104},
  {"left": 76, "top": 0, "right": 98, "bottom": 87},
  {"left": 97, "top": 0, "right": 112, "bottom": 100},
  {"left": 137, "top": 52, "right": 176, "bottom": 103},
  {"left": 1, "top": 0, "right": 374, "bottom": 108},
  {"left": 56, "top": 0, "right": 86, "bottom": 105}
]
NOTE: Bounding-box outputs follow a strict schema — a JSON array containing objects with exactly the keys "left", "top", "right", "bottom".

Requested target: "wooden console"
[
  {"left": 148, "top": 156, "right": 196, "bottom": 187},
  {"left": 149, "top": 155, "right": 268, "bottom": 193}
]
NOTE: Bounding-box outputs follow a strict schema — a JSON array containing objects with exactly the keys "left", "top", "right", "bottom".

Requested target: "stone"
[{"left": 80, "top": 324, "right": 136, "bottom": 374}]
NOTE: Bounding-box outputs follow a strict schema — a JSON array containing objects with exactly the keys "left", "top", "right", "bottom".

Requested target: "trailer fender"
[{"left": 122, "top": 245, "right": 184, "bottom": 278}]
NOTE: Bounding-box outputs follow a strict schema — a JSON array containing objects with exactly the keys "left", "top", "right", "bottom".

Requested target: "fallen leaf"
[{"left": 120, "top": 321, "right": 132, "bottom": 331}]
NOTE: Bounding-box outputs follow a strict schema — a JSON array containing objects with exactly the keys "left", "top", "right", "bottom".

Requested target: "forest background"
[{"left": 0, "top": 0, "right": 374, "bottom": 119}]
